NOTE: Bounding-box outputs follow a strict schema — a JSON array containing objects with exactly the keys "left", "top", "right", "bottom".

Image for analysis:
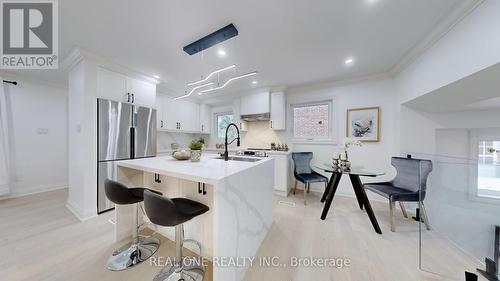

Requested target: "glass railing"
[{"left": 405, "top": 152, "right": 500, "bottom": 280}]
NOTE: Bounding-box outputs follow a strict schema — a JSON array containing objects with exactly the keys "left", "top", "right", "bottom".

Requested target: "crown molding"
[
  {"left": 61, "top": 46, "right": 159, "bottom": 85},
  {"left": 389, "top": 0, "right": 485, "bottom": 76}
]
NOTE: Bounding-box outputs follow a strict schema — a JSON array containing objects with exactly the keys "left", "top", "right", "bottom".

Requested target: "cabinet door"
[
  {"left": 271, "top": 155, "right": 288, "bottom": 193},
  {"left": 97, "top": 67, "right": 128, "bottom": 102},
  {"left": 181, "top": 102, "right": 199, "bottom": 132},
  {"left": 180, "top": 181, "right": 213, "bottom": 256},
  {"left": 155, "top": 94, "right": 167, "bottom": 130},
  {"left": 240, "top": 92, "right": 270, "bottom": 115},
  {"left": 270, "top": 92, "right": 286, "bottom": 130},
  {"left": 199, "top": 104, "right": 211, "bottom": 133},
  {"left": 126, "top": 78, "right": 156, "bottom": 107},
  {"left": 232, "top": 98, "right": 248, "bottom": 132},
  {"left": 164, "top": 96, "right": 179, "bottom": 130}
]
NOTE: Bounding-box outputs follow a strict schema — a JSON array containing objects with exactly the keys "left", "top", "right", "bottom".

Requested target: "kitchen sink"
[{"left": 214, "top": 156, "right": 262, "bottom": 162}]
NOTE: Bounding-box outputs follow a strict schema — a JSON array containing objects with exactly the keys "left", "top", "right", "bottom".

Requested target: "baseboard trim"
[{"left": 0, "top": 184, "right": 68, "bottom": 200}]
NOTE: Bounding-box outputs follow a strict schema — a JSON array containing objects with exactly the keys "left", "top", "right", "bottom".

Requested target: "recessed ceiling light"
[
  {"left": 153, "top": 75, "right": 160, "bottom": 79},
  {"left": 252, "top": 80, "right": 258, "bottom": 85},
  {"left": 217, "top": 49, "right": 226, "bottom": 57},
  {"left": 366, "top": 0, "right": 379, "bottom": 4},
  {"left": 345, "top": 58, "right": 354, "bottom": 65}
]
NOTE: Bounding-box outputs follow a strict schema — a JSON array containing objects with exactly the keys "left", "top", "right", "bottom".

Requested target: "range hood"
[{"left": 240, "top": 113, "right": 270, "bottom": 122}]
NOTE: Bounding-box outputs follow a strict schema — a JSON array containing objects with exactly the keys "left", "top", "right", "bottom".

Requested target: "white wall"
[
  {"left": 286, "top": 79, "right": 399, "bottom": 198},
  {"left": 67, "top": 60, "right": 99, "bottom": 220},
  {"left": 0, "top": 78, "right": 68, "bottom": 198},
  {"left": 397, "top": 0, "right": 500, "bottom": 104}
]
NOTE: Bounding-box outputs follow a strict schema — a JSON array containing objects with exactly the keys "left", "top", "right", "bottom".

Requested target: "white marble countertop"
[{"left": 117, "top": 153, "right": 273, "bottom": 184}]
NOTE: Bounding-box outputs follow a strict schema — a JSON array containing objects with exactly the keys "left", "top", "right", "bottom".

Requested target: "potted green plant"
[{"left": 189, "top": 140, "right": 203, "bottom": 162}]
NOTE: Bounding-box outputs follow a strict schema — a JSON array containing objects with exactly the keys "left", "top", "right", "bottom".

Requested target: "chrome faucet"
[{"left": 224, "top": 123, "right": 240, "bottom": 161}]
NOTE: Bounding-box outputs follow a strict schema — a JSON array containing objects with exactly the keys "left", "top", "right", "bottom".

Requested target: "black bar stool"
[
  {"left": 143, "top": 189, "right": 209, "bottom": 281},
  {"left": 104, "top": 179, "right": 162, "bottom": 271}
]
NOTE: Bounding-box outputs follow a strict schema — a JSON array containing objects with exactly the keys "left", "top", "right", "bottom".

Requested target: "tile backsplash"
[
  {"left": 241, "top": 121, "right": 287, "bottom": 148},
  {"left": 157, "top": 132, "right": 206, "bottom": 152}
]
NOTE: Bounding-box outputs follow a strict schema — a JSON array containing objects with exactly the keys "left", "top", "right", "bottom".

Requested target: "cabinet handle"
[
  {"left": 198, "top": 183, "right": 202, "bottom": 194},
  {"left": 127, "top": 93, "right": 130, "bottom": 102},
  {"left": 270, "top": 120, "right": 273, "bottom": 128},
  {"left": 201, "top": 125, "right": 204, "bottom": 132},
  {"left": 131, "top": 94, "right": 135, "bottom": 103},
  {"left": 161, "top": 120, "right": 163, "bottom": 128},
  {"left": 202, "top": 183, "right": 207, "bottom": 195}
]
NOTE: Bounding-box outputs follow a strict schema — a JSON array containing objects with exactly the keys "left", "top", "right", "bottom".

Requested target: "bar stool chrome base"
[
  {"left": 153, "top": 256, "right": 204, "bottom": 281},
  {"left": 106, "top": 236, "right": 160, "bottom": 271}
]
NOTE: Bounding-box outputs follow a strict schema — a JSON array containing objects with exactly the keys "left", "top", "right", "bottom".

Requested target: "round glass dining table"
[{"left": 315, "top": 163, "right": 385, "bottom": 234}]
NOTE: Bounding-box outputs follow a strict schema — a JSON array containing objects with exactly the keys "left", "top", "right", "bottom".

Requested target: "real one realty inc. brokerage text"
[{"left": 150, "top": 256, "right": 352, "bottom": 269}]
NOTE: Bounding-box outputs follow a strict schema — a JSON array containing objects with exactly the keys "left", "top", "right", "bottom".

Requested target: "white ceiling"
[{"left": 6, "top": 0, "right": 470, "bottom": 101}]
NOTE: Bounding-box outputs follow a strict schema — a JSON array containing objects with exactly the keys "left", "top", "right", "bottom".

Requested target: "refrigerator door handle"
[{"left": 130, "top": 127, "right": 135, "bottom": 159}]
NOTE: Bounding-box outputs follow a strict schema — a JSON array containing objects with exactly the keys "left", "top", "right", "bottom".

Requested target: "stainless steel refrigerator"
[{"left": 97, "top": 98, "right": 157, "bottom": 214}]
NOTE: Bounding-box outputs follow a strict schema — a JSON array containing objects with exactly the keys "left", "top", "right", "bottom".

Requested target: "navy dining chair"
[
  {"left": 292, "top": 152, "right": 328, "bottom": 205},
  {"left": 364, "top": 157, "right": 433, "bottom": 232}
]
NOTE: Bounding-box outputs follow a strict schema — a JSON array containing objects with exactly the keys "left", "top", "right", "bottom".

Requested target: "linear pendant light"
[
  {"left": 174, "top": 82, "right": 214, "bottom": 100},
  {"left": 187, "top": 64, "right": 236, "bottom": 86},
  {"left": 199, "top": 71, "right": 258, "bottom": 95}
]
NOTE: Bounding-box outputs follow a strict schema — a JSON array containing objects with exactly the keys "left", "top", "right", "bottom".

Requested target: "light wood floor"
[{"left": 0, "top": 189, "right": 485, "bottom": 281}]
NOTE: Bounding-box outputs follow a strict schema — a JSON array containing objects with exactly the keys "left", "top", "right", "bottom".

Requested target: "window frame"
[
  {"left": 214, "top": 111, "right": 235, "bottom": 140},
  {"left": 289, "top": 100, "right": 334, "bottom": 143},
  {"left": 468, "top": 130, "right": 500, "bottom": 204}
]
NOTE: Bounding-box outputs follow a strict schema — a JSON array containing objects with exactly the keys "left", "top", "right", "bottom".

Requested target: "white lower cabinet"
[{"left": 269, "top": 153, "right": 292, "bottom": 196}]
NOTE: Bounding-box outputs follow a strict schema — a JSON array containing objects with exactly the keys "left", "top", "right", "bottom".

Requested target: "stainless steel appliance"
[
  {"left": 97, "top": 98, "right": 157, "bottom": 214},
  {"left": 236, "top": 148, "right": 270, "bottom": 157}
]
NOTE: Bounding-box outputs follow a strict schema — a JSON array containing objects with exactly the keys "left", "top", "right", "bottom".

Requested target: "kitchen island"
[{"left": 114, "top": 153, "right": 274, "bottom": 281}]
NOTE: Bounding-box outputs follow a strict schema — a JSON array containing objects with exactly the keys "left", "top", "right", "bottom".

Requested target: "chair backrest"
[
  {"left": 143, "top": 190, "right": 182, "bottom": 227},
  {"left": 292, "top": 152, "right": 313, "bottom": 175},
  {"left": 104, "top": 179, "right": 141, "bottom": 205},
  {"left": 391, "top": 157, "right": 433, "bottom": 195}
]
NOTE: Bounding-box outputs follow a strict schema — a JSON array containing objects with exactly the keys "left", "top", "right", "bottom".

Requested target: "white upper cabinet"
[
  {"left": 233, "top": 98, "right": 248, "bottom": 132},
  {"left": 97, "top": 67, "right": 128, "bottom": 102},
  {"left": 199, "top": 104, "right": 211, "bottom": 133},
  {"left": 155, "top": 94, "right": 167, "bottom": 129},
  {"left": 270, "top": 92, "right": 286, "bottom": 130},
  {"left": 240, "top": 92, "right": 270, "bottom": 115},
  {"left": 97, "top": 67, "right": 156, "bottom": 108},
  {"left": 126, "top": 77, "right": 156, "bottom": 107},
  {"left": 179, "top": 101, "right": 200, "bottom": 132},
  {"left": 157, "top": 94, "right": 203, "bottom": 133}
]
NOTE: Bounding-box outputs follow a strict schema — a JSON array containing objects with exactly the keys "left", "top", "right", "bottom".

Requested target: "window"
[
  {"left": 477, "top": 140, "right": 500, "bottom": 199},
  {"left": 292, "top": 103, "right": 330, "bottom": 139},
  {"left": 216, "top": 112, "right": 236, "bottom": 139}
]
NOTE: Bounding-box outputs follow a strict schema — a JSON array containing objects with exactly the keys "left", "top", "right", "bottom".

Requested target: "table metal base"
[{"left": 320, "top": 172, "right": 382, "bottom": 234}]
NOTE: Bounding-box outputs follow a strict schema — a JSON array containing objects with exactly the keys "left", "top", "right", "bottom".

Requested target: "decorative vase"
[{"left": 190, "top": 150, "right": 201, "bottom": 162}]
